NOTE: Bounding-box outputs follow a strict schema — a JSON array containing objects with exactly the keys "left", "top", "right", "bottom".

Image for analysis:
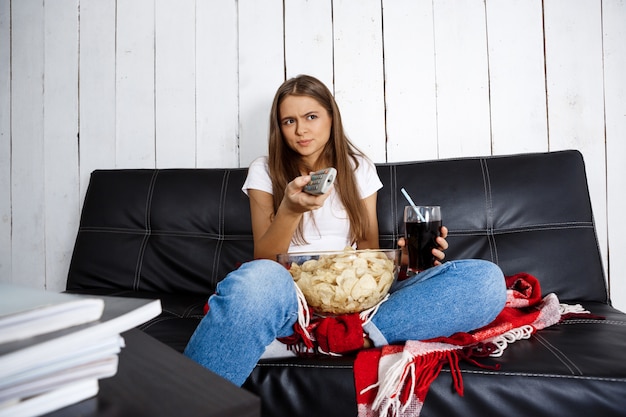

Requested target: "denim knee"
[
  {"left": 215, "top": 259, "right": 298, "bottom": 320},
  {"left": 462, "top": 259, "right": 507, "bottom": 323},
  {"left": 366, "top": 259, "right": 507, "bottom": 345},
  {"left": 184, "top": 259, "right": 299, "bottom": 385}
]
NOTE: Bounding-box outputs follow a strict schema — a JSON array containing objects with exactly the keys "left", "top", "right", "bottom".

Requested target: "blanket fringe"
[
  {"left": 294, "top": 283, "right": 312, "bottom": 340},
  {"left": 280, "top": 283, "right": 316, "bottom": 353},
  {"left": 487, "top": 325, "right": 534, "bottom": 357},
  {"left": 559, "top": 303, "right": 588, "bottom": 315},
  {"left": 361, "top": 349, "right": 413, "bottom": 416},
  {"left": 363, "top": 348, "right": 464, "bottom": 417},
  {"left": 360, "top": 294, "right": 390, "bottom": 326}
]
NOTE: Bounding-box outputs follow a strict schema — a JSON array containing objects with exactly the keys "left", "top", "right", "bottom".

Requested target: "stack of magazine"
[{"left": 0, "top": 283, "right": 162, "bottom": 417}]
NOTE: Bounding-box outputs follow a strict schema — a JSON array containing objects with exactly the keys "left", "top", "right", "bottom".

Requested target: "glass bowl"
[{"left": 277, "top": 248, "right": 401, "bottom": 315}]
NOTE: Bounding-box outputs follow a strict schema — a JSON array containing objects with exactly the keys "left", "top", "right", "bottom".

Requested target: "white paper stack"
[{"left": 0, "top": 284, "right": 162, "bottom": 417}]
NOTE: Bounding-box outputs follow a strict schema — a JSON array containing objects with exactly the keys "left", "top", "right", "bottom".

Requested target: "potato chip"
[{"left": 351, "top": 274, "right": 377, "bottom": 301}]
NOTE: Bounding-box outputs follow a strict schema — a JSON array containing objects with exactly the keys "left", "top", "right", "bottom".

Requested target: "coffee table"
[{"left": 45, "top": 328, "right": 260, "bottom": 417}]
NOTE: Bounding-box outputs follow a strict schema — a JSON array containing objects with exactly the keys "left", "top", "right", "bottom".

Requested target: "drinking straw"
[{"left": 400, "top": 188, "right": 426, "bottom": 222}]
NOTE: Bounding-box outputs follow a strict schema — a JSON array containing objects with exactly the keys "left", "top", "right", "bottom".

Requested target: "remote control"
[{"left": 304, "top": 167, "right": 337, "bottom": 195}]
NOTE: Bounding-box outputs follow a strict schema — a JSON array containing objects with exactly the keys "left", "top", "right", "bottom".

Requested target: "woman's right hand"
[{"left": 281, "top": 174, "right": 333, "bottom": 215}]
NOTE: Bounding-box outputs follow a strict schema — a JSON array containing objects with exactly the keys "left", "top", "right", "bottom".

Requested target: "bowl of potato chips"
[{"left": 277, "top": 248, "right": 401, "bottom": 315}]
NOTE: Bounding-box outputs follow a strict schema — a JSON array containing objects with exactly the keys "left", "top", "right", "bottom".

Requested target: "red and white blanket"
[{"left": 353, "top": 273, "right": 595, "bottom": 417}]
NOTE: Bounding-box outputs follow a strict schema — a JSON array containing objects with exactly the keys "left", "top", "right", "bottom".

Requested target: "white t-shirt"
[{"left": 241, "top": 155, "right": 383, "bottom": 253}]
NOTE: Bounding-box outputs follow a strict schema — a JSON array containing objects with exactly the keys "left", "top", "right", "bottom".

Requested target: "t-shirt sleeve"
[
  {"left": 355, "top": 156, "right": 383, "bottom": 198},
  {"left": 242, "top": 156, "right": 273, "bottom": 196}
]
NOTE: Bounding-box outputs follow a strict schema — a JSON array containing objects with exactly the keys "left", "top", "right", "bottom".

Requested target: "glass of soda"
[{"left": 403, "top": 206, "right": 441, "bottom": 275}]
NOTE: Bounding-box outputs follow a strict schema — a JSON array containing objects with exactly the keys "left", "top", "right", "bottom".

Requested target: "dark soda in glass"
[{"left": 405, "top": 220, "right": 442, "bottom": 273}]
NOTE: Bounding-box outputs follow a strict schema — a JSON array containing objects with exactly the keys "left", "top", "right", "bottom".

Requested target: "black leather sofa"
[{"left": 66, "top": 150, "right": 626, "bottom": 416}]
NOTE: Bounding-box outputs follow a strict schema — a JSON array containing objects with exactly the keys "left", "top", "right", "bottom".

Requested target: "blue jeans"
[{"left": 184, "top": 258, "right": 506, "bottom": 386}]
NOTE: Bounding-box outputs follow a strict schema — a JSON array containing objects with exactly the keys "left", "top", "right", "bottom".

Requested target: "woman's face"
[{"left": 279, "top": 94, "right": 332, "bottom": 167}]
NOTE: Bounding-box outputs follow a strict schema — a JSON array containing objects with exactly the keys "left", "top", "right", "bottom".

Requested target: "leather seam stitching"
[
  {"left": 133, "top": 170, "right": 159, "bottom": 291},
  {"left": 534, "top": 333, "right": 582, "bottom": 375}
]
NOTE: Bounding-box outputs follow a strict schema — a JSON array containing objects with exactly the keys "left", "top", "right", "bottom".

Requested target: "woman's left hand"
[
  {"left": 397, "top": 225, "right": 449, "bottom": 266},
  {"left": 432, "top": 226, "right": 449, "bottom": 265}
]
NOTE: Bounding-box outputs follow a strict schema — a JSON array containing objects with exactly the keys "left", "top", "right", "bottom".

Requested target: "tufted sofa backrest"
[
  {"left": 67, "top": 169, "right": 253, "bottom": 294},
  {"left": 67, "top": 150, "right": 608, "bottom": 304},
  {"left": 375, "top": 150, "right": 607, "bottom": 303}
]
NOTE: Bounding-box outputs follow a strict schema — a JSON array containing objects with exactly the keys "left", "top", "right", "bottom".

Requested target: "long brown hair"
[{"left": 267, "top": 74, "right": 369, "bottom": 245}]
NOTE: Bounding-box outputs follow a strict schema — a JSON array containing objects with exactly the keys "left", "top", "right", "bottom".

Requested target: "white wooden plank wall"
[
  {"left": 196, "top": 1, "right": 239, "bottom": 168},
  {"left": 10, "top": 0, "right": 46, "bottom": 289},
  {"left": 0, "top": 0, "right": 11, "bottom": 284},
  {"left": 284, "top": 0, "right": 334, "bottom": 91},
  {"left": 603, "top": 0, "right": 626, "bottom": 311},
  {"left": 0, "top": 0, "right": 624, "bottom": 311},
  {"left": 486, "top": 0, "right": 549, "bottom": 154},
  {"left": 116, "top": 0, "right": 156, "bottom": 169},
  {"left": 433, "top": 0, "right": 492, "bottom": 158},
  {"left": 43, "top": 0, "right": 80, "bottom": 291},
  {"left": 78, "top": 0, "right": 116, "bottom": 203},
  {"left": 237, "top": 0, "right": 284, "bottom": 165},
  {"left": 155, "top": 0, "right": 196, "bottom": 168},
  {"left": 383, "top": 0, "right": 438, "bottom": 161},
  {"left": 333, "top": 0, "right": 386, "bottom": 162}
]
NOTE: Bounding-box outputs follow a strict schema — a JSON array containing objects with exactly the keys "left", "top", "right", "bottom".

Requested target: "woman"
[{"left": 184, "top": 75, "right": 506, "bottom": 386}]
